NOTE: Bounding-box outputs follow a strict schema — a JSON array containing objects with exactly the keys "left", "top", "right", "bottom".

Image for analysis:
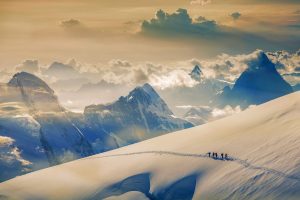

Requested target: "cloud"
[
  {"left": 109, "top": 59, "right": 132, "bottom": 68},
  {"left": 195, "top": 16, "right": 208, "bottom": 22},
  {"left": 0, "top": 136, "right": 14, "bottom": 147},
  {"left": 148, "top": 69, "right": 198, "bottom": 89},
  {"left": 141, "top": 8, "right": 219, "bottom": 38},
  {"left": 183, "top": 105, "right": 243, "bottom": 125},
  {"left": 230, "top": 12, "right": 241, "bottom": 20},
  {"left": 211, "top": 105, "right": 242, "bottom": 118},
  {"left": 60, "top": 19, "right": 81, "bottom": 28},
  {"left": 8, "top": 49, "right": 299, "bottom": 112},
  {"left": 183, "top": 49, "right": 300, "bottom": 84},
  {"left": 133, "top": 68, "right": 149, "bottom": 84},
  {"left": 16, "top": 60, "right": 39, "bottom": 74},
  {"left": 190, "top": 0, "right": 212, "bottom": 6},
  {"left": 139, "top": 8, "right": 284, "bottom": 52},
  {"left": 294, "top": 10, "right": 300, "bottom": 15},
  {"left": 42, "top": 61, "right": 81, "bottom": 81},
  {"left": 0, "top": 136, "right": 32, "bottom": 167},
  {"left": 267, "top": 49, "right": 300, "bottom": 85}
]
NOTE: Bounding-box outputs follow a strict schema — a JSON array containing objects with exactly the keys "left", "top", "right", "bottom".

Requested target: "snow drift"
[{"left": 0, "top": 92, "right": 299, "bottom": 200}]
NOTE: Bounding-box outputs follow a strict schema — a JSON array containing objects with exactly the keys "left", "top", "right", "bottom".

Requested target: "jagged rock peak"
[
  {"left": 190, "top": 65, "right": 203, "bottom": 81},
  {"left": 245, "top": 50, "right": 276, "bottom": 72}
]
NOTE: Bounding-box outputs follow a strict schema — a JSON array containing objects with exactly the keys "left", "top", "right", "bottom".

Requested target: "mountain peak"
[
  {"left": 245, "top": 50, "right": 275, "bottom": 72},
  {"left": 190, "top": 65, "right": 203, "bottom": 81},
  {"left": 218, "top": 50, "right": 293, "bottom": 107},
  {"left": 84, "top": 82, "right": 193, "bottom": 143},
  {"left": 8, "top": 72, "right": 54, "bottom": 94},
  {"left": 128, "top": 83, "right": 160, "bottom": 102},
  {"left": 7, "top": 72, "right": 61, "bottom": 112}
]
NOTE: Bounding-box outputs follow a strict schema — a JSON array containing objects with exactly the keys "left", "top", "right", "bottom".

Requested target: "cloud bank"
[
  {"left": 6, "top": 49, "right": 299, "bottom": 112},
  {"left": 141, "top": 8, "right": 220, "bottom": 38}
]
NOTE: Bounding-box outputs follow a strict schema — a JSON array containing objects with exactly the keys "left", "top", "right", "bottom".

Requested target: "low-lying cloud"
[{"left": 6, "top": 49, "right": 299, "bottom": 112}]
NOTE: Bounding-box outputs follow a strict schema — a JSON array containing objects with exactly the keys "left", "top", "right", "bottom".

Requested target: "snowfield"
[{"left": 0, "top": 92, "right": 299, "bottom": 200}]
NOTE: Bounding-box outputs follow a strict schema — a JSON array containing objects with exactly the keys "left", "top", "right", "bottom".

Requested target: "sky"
[
  {"left": 0, "top": 0, "right": 299, "bottom": 68},
  {"left": 0, "top": 0, "right": 299, "bottom": 113}
]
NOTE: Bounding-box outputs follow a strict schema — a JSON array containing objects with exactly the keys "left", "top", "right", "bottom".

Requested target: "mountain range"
[
  {"left": 0, "top": 72, "right": 191, "bottom": 182},
  {"left": 183, "top": 51, "right": 294, "bottom": 125},
  {"left": 1, "top": 91, "right": 299, "bottom": 200},
  {"left": 0, "top": 51, "right": 297, "bottom": 182}
]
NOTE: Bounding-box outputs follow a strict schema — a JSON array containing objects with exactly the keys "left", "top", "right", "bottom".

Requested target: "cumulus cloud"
[
  {"left": 211, "top": 105, "right": 242, "bottom": 118},
  {"left": 149, "top": 69, "right": 198, "bottom": 90},
  {"left": 109, "top": 59, "right": 132, "bottom": 68},
  {"left": 8, "top": 49, "right": 299, "bottom": 112},
  {"left": 141, "top": 8, "right": 219, "bottom": 37},
  {"left": 60, "top": 19, "right": 81, "bottom": 28},
  {"left": 189, "top": 50, "right": 262, "bottom": 82},
  {"left": 16, "top": 60, "right": 39, "bottom": 74},
  {"left": 267, "top": 49, "right": 300, "bottom": 85},
  {"left": 183, "top": 104, "right": 242, "bottom": 125},
  {"left": 0, "top": 136, "right": 14, "bottom": 147},
  {"left": 195, "top": 16, "right": 209, "bottom": 22},
  {"left": 0, "top": 136, "right": 32, "bottom": 167},
  {"left": 42, "top": 61, "right": 81, "bottom": 81},
  {"left": 190, "top": 0, "right": 212, "bottom": 6},
  {"left": 142, "top": 8, "right": 300, "bottom": 53},
  {"left": 230, "top": 12, "right": 241, "bottom": 20}
]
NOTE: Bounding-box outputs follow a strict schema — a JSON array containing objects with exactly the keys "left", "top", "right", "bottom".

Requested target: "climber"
[{"left": 225, "top": 153, "right": 228, "bottom": 160}]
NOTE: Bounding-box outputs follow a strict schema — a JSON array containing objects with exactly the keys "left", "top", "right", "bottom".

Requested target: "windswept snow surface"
[{"left": 0, "top": 92, "right": 300, "bottom": 200}]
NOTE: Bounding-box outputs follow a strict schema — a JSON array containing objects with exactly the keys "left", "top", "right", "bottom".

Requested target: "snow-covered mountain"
[
  {"left": 0, "top": 73, "right": 192, "bottom": 182},
  {"left": 158, "top": 65, "right": 227, "bottom": 116},
  {"left": 1, "top": 92, "right": 299, "bottom": 200},
  {"left": 218, "top": 51, "right": 293, "bottom": 108},
  {"left": 189, "top": 65, "right": 203, "bottom": 82},
  {"left": 84, "top": 83, "right": 193, "bottom": 144},
  {"left": 0, "top": 72, "right": 100, "bottom": 181}
]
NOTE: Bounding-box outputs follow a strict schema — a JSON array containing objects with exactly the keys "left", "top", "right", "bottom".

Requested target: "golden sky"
[{"left": 0, "top": 0, "right": 299, "bottom": 68}]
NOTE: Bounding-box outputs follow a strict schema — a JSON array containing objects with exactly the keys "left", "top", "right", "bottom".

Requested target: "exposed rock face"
[
  {"left": 84, "top": 83, "right": 193, "bottom": 144},
  {"left": 190, "top": 65, "right": 203, "bottom": 82},
  {"left": 0, "top": 73, "right": 191, "bottom": 182},
  {"left": 4, "top": 72, "right": 95, "bottom": 166},
  {"left": 7, "top": 72, "right": 62, "bottom": 113},
  {"left": 218, "top": 51, "right": 293, "bottom": 108}
]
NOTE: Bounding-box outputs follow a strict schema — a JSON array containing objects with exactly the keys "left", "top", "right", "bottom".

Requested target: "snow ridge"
[{"left": 85, "top": 150, "right": 300, "bottom": 181}]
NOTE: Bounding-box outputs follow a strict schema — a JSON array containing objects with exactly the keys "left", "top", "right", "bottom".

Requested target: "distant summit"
[
  {"left": 8, "top": 72, "right": 61, "bottom": 112},
  {"left": 190, "top": 65, "right": 203, "bottom": 82},
  {"left": 8, "top": 72, "right": 54, "bottom": 94},
  {"left": 85, "top": 83, "right": 193, "bottom": 143},
  {"left": 219, "top": 50, "right": 293, "bottom": 108}
]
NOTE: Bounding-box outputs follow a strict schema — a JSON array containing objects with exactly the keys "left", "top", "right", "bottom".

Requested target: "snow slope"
[{"left": 0, "top": 92, "right": 299, "bottom": 200}]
